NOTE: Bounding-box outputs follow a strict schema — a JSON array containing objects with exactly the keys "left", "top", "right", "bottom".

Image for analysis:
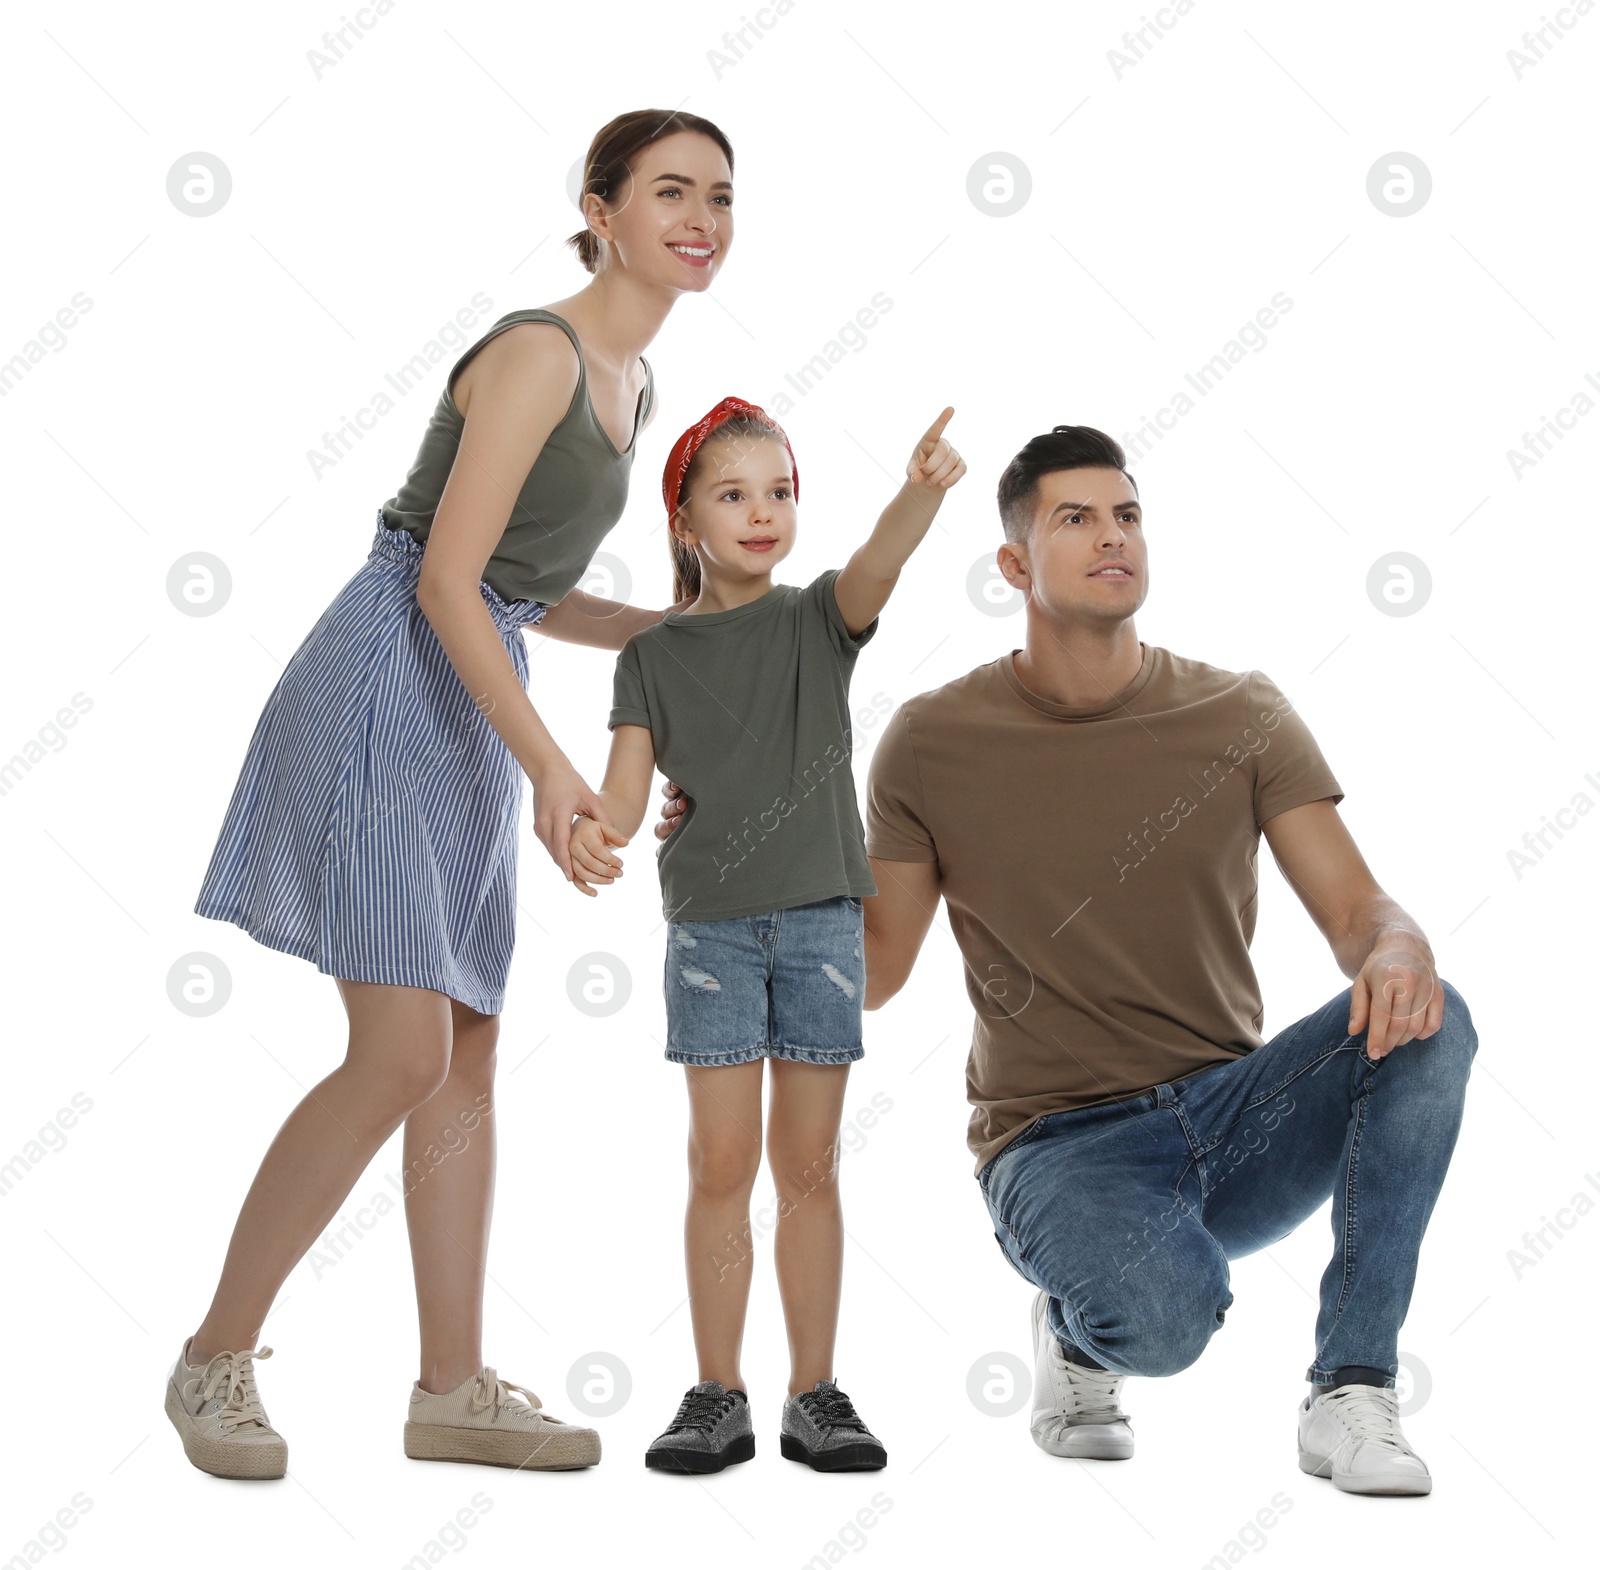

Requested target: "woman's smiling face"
[{"left": 584, "top": 130, "right": 734, "bottom": 291}]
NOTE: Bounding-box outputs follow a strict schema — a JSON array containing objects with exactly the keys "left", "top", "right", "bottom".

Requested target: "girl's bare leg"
[
  {"left": 188, "top": 979, "right": 453, "bottom": 1363},
  {"left": 682, "top": 1061, "right": 765, "bottom": 1390},
  {"left": 766, "top": 1060, "right": 851, "bottom": 1396},
  {"left": 404, "top": 999, "right": 500, "bottom": 1393}
]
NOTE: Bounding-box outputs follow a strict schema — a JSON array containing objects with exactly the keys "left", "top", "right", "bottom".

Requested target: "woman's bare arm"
[
  {"left": 535, "top": 588, "right": 686, "bottom": 651},
  {"left": 413, "top": 320, "right": 604, "bottom": 883}
]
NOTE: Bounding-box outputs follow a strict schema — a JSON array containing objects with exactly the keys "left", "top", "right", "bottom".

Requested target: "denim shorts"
[{"left": 663, "top": 895, "right": 865, "bottom": 1066}]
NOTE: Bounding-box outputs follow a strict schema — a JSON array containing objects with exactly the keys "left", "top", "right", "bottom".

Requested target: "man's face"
[{"left": 999, "top": 465, "right": 1148, "bottom": 627}]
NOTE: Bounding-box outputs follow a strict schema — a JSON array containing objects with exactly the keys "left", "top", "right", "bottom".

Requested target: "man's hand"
[
  {"left": 569, "top": 813, "right": 629, "bottom": 896},
  {"left": 1349, "top": 938, "right": 1443, "bottom": 1058},
  {"left": 654, "top": 779, "right": 689, "bottom": 842}
]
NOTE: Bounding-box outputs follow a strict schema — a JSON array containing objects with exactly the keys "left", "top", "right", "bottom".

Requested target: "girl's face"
[
  {"left": 673, "top": 434, "right": 797, "bottom": 584},
  {"left": 585, "top": 130, "right": 733, "bottom": 292}
]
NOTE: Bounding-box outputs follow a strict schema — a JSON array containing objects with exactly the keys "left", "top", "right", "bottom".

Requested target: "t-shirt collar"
[
  {"left": 999, "top": 641, "right": 1156, "bottom": 720},
  {"left": 663, "top": 584, "right": 786, "bottom": 627}
]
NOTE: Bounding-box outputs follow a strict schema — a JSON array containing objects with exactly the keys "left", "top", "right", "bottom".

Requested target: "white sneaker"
[
  {"left": 1029, "top": 1290, "right": 1134, "bottom": 1459},
  {"left": 404, "top": 1366, "right": 600, "bottom": 1470},
  {"left": 1297, "top": 1382, "right": 1431, "bottom": 1495},
  {"left": 164, "top": 1337, "right": 287, "bottom": 1479}
]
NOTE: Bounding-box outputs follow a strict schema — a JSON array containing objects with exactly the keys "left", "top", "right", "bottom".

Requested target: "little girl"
[{"left": 567, "top": 395, "right": 964, "bottom": 1473}]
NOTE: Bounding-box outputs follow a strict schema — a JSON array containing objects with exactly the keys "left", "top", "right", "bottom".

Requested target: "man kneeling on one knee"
[{"left": 860, "top": 425, "right": 1478, "bottom": 1497}]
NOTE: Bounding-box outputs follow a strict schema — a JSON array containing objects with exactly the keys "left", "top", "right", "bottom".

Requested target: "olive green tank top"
[{"left": 379, "top": 308, "right": 654, "bottom": 606}]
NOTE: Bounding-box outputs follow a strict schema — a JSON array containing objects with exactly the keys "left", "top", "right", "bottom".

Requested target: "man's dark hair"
[{"left": 996, "top": 425, "right": 1137, "bottom": 545}]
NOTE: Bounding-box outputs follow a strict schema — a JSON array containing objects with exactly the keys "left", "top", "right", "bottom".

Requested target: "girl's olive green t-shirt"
[
  {"left": 610, "top": 570, "right": 881, "bottom": 922},
  {"left": 380, "top": 308, "right": 654, "bottom": 607}
]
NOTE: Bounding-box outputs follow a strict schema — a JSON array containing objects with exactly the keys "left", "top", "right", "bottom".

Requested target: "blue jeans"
[
  {"left": 978, "top": 979, "right": 1478, "bottom": 1385},
  {"left": 663, "top": 895, "right": 866, "bottom": 1066}
]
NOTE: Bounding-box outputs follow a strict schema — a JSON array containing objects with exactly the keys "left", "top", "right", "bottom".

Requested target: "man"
[{"left": 851, "top": 424, "right": 1477, "bottom": 1495}]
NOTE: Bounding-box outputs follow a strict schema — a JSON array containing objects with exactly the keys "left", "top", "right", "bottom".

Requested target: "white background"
[{"left": 1, "top": 1, "right": 1595, "bottom": 1566}]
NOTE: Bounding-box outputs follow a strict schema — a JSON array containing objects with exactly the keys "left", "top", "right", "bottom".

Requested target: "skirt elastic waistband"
[{"left": 368, "top": 508, "right": 547, "bottom": 634}]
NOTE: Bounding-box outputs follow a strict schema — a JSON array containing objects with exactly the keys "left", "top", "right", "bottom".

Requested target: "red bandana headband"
[{"left": 662, "top": 395, "right": 799, "bottom": 525}]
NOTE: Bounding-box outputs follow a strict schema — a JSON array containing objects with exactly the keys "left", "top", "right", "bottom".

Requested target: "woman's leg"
[
  {"left": 404, "top": 998, "right": 499, "bottom": 1393},
  {"left": 683, "top": 1061, "right": 766, "bottom": 1389},
  {"left": 766, "top": 1060, "right": 852, "bottom": 1396},
  {"left": 188, "top": 979, "right": 453, "bottom": 1363}
]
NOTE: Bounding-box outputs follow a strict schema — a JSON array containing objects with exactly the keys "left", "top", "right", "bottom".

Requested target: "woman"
[{"left": 166, "top": 109, "right": 735, "bottom": 1480}]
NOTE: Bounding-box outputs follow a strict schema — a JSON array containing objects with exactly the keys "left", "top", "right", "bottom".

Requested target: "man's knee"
[
  {"left": 1067, "top": 1271, "right": 1231, "bottom": 1378},
  {"left": 1437, "top": 978, "right": 1478, "bottom": 1058},
  {"left": 1403, "top": 976, "right": 1478, "bottom": 1083}
]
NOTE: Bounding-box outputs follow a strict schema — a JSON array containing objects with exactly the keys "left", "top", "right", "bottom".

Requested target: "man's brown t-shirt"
[{"left": 863, "top": 643, "right": 1343, "bottom": 1173}]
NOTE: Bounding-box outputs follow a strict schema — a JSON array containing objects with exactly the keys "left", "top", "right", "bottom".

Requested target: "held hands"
[
  {"left": 530, "top": 758, "right": 615, "bottom": 885},
  {"left": 569, "top": 812, "right": 630, "bottom": 897},
  {"left": 906, "top": 407, "right": 966, "bottom": 492}
]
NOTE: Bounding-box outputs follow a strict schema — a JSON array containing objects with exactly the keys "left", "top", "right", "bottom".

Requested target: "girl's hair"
[
  {"left": 668, "top": 413, "right": 794, "bottom": 605},
  {"left": 567, "top": 110, "right": 735, "bottom": 274}
]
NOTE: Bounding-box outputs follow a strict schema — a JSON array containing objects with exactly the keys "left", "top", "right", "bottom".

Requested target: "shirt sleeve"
[
  {"left": 1248, "top": 669, "right": 1344, "bottom": 826},
  {"left": 608, "top": 638, "right": 653, "bottom": 731},
  {"left": 864, "top": 704, "right": 939, "bottom": 863},
  {"left": 807, "top": 568, "right": 879, "bottom": 655}
]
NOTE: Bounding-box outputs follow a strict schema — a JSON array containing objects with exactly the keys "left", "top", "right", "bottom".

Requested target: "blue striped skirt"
[{"left": 194, "top": 511, "right": 548, "bottom": 1015}]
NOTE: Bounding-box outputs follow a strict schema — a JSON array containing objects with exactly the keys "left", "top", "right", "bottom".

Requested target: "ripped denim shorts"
[{"left": 662, "top": 895, "right": 865, "bottom": 1066}]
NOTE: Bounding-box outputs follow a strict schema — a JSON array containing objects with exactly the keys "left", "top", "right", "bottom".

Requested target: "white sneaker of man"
[
  {"left": 1028, "top": 1290, "right": 1134, "bottom": 1460},
  {"left": 1298, "top": 1381, "right": 1432, "bottom": 1496}
]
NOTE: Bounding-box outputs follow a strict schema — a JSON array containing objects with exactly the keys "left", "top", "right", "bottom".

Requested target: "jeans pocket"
[{"left": 843, "top": 896, "right": 864, "bottom": 913}]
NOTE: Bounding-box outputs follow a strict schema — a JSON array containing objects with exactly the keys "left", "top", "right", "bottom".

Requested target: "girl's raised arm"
[{"left": 834, "top": 406, "right": 965, "bottom": 635}]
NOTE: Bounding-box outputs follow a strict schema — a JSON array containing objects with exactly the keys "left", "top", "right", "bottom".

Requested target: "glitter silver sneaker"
[
  {"left": 779, "top": 1379, "right": 887, "bottom": 1471},
  {"left": 644, "top": 1380, "right": 754, "bottom": 1473}
]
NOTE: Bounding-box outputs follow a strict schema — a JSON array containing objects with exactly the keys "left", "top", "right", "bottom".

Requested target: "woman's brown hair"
[
  {"left": 668, "top": 413, "right": 794, "bottom": 605},
  {"left": 567, "top": 110, "right": 735, "bottom": 274}
]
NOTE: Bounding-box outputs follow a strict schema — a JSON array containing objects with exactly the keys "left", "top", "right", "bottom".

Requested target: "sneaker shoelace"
[
  {"left": 470, "top": 1368, "right": 545, "bottom": 1423},
  {"left": 195, "top": 1346, "right": 274, "bottom": 1435},
  {"left": 797, "top": 1385, "right": 870, "bottom": 1436},
  {"left": 667, "top": 1386, "right": 736, "bottom": 1435},
  {"left": 1321, "top": 1384, "right": 1416, "bottom": 1455},
  {"left": 1045, "top": 1341, "right": 1128, "bottom": 1423}
]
